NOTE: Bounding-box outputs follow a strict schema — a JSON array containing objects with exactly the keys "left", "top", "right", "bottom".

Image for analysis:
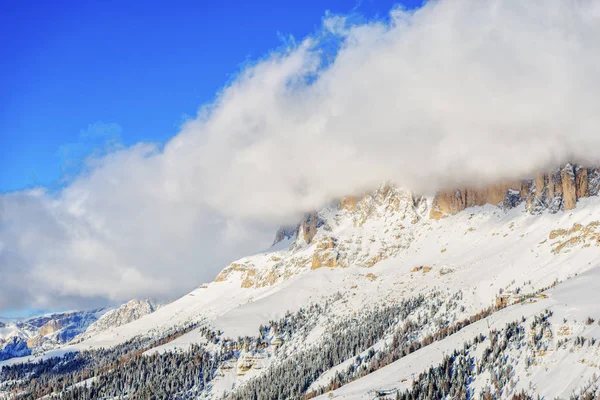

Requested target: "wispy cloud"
[{"left": 2, "top": 0, "right": 600, "bottom": 311}]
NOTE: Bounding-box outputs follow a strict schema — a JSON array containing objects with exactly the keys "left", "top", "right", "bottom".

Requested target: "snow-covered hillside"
[
  {"left": 314, "top": 267, "right": 600, "bottom": 400},
  {"left": 3, "top": 176, "right": 600, "bottom": 399}
]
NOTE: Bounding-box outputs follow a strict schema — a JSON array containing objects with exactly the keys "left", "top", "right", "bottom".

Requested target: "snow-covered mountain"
[
  {"left": 0, "top": 309, "right": 105, "bottom": 361},
  {"left": 72, "top": 299, "right": 161, "bottom": 342},
  {"left": 0, "top": 299, "right": 160, "bottom": 362},
  {"left": 3, "top": 164, "right": 600, "bottom": 399}
]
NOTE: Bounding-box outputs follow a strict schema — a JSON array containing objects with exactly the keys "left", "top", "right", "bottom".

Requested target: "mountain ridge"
[
  {"left": 216, "top": 163, "right": 600, "bottom": 293},
  {"left": 272, "top": 163, "right": 600, "bottom": 249},
  {"left": 0, "top": 299, "right": 160, "bottom": 362}
]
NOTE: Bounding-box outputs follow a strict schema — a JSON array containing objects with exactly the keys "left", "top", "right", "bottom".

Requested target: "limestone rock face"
[
  {"left": 561, "top": 164, "right": 577, "bottom": 211},
  {"left": 273, "top": 212, "right": 325, "bottom": 247},
  {"left": 576, "top": 167, "right": 588, "bottom": 199},
  {"left": 241, "top": 269, "right": 257, "bottom": 288},
  {"left": 39, "top": 320, "right": 62, "bottom": 337},
  {"left": 430, "top": 190, "right": 466, "bottom": 220},
  {"left": 26, "top": 336, "right": 44, "bottom": 349},
  {"left": 272, "top": 226, "right": 298, "bottom": 246},
  {"left": 548, "top": 170, "right": 563, "bottom": 199},
  {"left": 215, "top": 263, "right": 248, "bottom": 282},
  {"left": 588, "top": 169, "right": 600, "bottom": 196},
  {"left": 430, "top": 183, "right": 523, "bottom": 220},
  {"left": 431, "top": 164, "right": 595, "bottom": 218},
  {"left": 298, "top": 212, "right": 323, "bottom": 245},
  {"left": 216, "top": 260, "right": 293, "bottom": 289},
  {"left": 311, "top": 236, "right": 341, "bottom": 270},
  {"left": 535, "top": 173, "right": 546, "bottom": 200}
]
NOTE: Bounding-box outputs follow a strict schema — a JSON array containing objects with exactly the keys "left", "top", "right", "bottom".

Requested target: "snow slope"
[{"left": 314, "top": 266, "right": 600, "bottom": 399}]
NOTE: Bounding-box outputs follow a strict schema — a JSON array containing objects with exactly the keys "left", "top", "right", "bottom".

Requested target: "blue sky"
[{"left": 0, "top": 0, "right": 422, "bottom": 194}]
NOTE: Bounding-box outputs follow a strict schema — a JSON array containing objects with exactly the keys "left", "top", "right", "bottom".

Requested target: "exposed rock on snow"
[{"left": 430, "top": 164, "right": 599, "bottom": 218}]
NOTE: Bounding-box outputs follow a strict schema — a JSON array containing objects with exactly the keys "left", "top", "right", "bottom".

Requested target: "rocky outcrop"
[
  {"left": 219, "top": 186, "right": 430, "bottom": 288},
  {"left": 430, "top": 183, "right": 525, "bottom": 220},
  {"left": 311, "top": 236, "right": 341, "bottom": 270},
  {"left": 241, "top": 269, "right": 257, "bottom": 288},
  {"left": 298, "top": 212, "right": 324, "bottom": 245},
  {"left": 549, "top": 220, "right": 600, "bottom": 254},
  {"left": 561, "top": 165, "right": 577, "bottom": 211},
  {"left": 215, "top": 263, "right": 249, "bottom": 282},
  {"left": 429, "top": 190, "right": 465, "bottom": 220},
  {"left": 39, "top": 320, "right": 63, "bottom": 337},
  {"left": 271, "top": 213, "right": 324, "bottom": 247},
  {"left": 272, "top": 226, "right": 298, "bottom": 246},
  {"left": 0, "top": 336, "right": 30, "bottom": 361},
  {"left": 431, "top": 164, "right": 598, "bottom": 219},
  {"left": 26, "top": 335, "right": 44, "bottom": 349},
  {"left": 342, "top": 185, "right": 427, "bottom": 226},
  {"left": 23, "top": 310, "right": 104, "bottom": 346},
  {"left": 216, "top": 261, "right": 289, "bottom": 289},
  {"left": 81, "top": 299, "right": 159, "bottom": 337},
  {"left": 531, "top": 165, "right": 594, "bottom": 213},
  {"left": 576, "top": 168, "right": 588, "bottom": 199}
]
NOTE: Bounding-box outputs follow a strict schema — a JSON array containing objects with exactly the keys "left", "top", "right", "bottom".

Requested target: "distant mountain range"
[{"left": 0, "top": 299, "right": 160, "bottom": 361}]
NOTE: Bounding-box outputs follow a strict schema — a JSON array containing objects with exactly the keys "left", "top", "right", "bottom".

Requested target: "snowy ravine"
[{"left": 3, "top": 180, "right": 600, "bottom": 399}]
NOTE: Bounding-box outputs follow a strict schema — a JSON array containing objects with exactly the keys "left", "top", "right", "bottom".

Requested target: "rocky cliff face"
[
  {"left": 272, "top": 226, "right": 298, "bottom": 246},
  {"left": 38, "top": 319, "right": 63, "bottom": 337},
  {"left": 0, "top": 336, "right": 30, "bottom": 361},
  {"left": 429, "top": 182, "right": 526, "bottom": 220},
  {"left": 272, "top": 212, "right": 325, "bottom": 247},
  {"left": 311, "top": 236, "right": 339, "bottom": 270},
  {"left": 430, "top": 164, "right": 600, "bottom": 219},
  {"left": 298, "top": 212, "right": 324, "bottom": 245},
  {"left": 25, "top": 309, "right": 104, "bottom": 345}
]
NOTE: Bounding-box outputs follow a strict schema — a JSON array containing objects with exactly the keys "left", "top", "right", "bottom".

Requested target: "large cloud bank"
[{"left": 2, "top": 0, "right": 600, "bottom": 312}]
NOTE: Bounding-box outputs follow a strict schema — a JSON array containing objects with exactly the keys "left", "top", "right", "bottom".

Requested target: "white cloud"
[{"left": 2, "top": 0, "right": 600, "bottom": 312}]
